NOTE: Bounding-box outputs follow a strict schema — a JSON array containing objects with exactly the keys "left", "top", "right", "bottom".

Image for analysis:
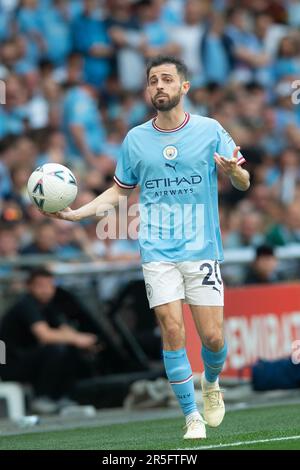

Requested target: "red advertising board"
[{"left": 184, "top": 283, "right": 300, "bottom": 378}]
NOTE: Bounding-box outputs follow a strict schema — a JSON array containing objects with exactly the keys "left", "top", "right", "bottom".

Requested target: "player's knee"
[
  {"left": 203, "top": 333, "right": 224, "bottom": 352},
  {"left": 164, "top": 324, "right": 185, "bottom": 349}
]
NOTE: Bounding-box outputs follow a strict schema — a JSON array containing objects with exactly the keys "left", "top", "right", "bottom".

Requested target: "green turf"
[{"left": 0, "top": 404, "right": 300, "bottom": 450}]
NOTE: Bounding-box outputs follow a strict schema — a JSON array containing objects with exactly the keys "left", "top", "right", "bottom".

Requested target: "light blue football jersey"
[{"left": 114, "top": 113, "right": 245, "bottom": 263}]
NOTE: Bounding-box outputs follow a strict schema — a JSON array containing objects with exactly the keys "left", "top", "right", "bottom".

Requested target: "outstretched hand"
[
  {"left": 40, "top": 207, "right": 79, "bottom": 222},
  {"left": 214, "top": 146, "right": 241, "bottom": 176}
]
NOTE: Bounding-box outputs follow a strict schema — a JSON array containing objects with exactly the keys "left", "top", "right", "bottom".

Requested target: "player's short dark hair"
[
  {"left": 146, "top": 55, "right": 189, "bottom": 82},
  {"left": 27, "top": 267, "right": 53, "bottom": 284},
  {"left": 255, "top": 245, "right": 275, "bottom": 259}
]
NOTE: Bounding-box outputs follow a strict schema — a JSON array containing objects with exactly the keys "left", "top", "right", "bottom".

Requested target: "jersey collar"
[{"left": 152, "top": 112, "right": 190, "bottom": 133}]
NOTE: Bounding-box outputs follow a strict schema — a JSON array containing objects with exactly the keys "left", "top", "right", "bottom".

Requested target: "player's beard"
[{"left": 151, "top": 88, "right": 182, "bottom": 111}]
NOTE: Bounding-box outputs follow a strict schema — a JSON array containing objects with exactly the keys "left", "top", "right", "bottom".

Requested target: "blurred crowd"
[{"left": 1, "top": 0, "right": 300, "bottom": 285}]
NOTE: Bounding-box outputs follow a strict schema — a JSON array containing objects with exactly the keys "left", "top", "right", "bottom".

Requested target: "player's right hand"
[{"left": 40, "top": 207, "right": 79, "bottom": 222}]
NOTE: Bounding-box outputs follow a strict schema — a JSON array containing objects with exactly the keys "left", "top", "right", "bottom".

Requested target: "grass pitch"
[{"left": 0, "top": 404, "right": 300, "bottom": 450}]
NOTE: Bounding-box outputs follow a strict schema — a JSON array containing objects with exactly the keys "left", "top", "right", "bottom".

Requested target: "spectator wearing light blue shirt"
[
  {"left": 17, "top": 0, "right": 41, "bottom": 36},
  {"left": 62, "top": 84, "right": 104, "bottom": 157},
  {"left": 34, "top": 0, "right": 83, "bottom": 20},
  {"left": 0, "top": 75, "right": 29, "bottom": 138},
  {"left": 62, "top": 84, "right": 115, "bottom": 175},
  {"left": 273, "top": 81, "right": 298, "bottom": 136},
  {"left": 136, "top": 0, "right": 180, "bottom": 59},
  {"left": 16, "top": 0, "right": 45, "bottom": 63},
  {"left": 108, "top": 92, "right": 148, "bottom": 128},
  {"left": 226, "top": 7, "right": 270, "bottom": 84},
  {"left": 72, "top": 0, "right": 113, "bottom": 89},
  {"left": 160, "top": 0, "right": 184, "bottom": 27},
  {"left": 201, "top": 13, "right": 234, "bottom": 85},
  {"left": 38, "top": 0, "right": 72, "bottom": 66},
  {"left": 273, "top": 36, "right": 300, "bottom": 83},
  {"left": 169, "top": 0, "right": 207, "bottom": 86},
  {"left": 0, "top": 4, "right": 13, "bottom": 42},
  {"left": 100, "top": 130, "right": 123, "bottom": 163}
]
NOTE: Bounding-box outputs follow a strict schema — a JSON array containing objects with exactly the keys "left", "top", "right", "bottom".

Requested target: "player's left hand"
[{"left": 214, "top": 146, "right": 240, "bottom": 176}]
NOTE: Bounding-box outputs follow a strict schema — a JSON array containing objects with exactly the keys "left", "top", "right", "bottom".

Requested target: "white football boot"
[
  {"left": 183, "top": 413, "right": 206, "bottom": 439},
  {"left": 201, "top": 373, "right": 225, "bottom": 427}
]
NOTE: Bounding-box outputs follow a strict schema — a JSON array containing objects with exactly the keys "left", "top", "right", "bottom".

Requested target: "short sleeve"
[
  {"left": 114, "top": 135, "right": 138, "bottom": 189},
  {"left": 216, "top": 121, "right": 246, "bottom": 166}
]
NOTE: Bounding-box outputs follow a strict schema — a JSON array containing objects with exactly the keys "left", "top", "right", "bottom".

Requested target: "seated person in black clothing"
[
  {"left": 0, "top": 267, "right": 110, "bottom": 411},
  {"left": 244, "top": 245, "right": 284, "bottom": 285}
]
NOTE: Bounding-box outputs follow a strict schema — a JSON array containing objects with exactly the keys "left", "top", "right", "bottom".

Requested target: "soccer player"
[{"left": 46, "top": 56, "right": 250, "bottom": 439}]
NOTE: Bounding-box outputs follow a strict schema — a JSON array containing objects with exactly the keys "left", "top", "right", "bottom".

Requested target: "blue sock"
[
  {"left": 163, "top": 348, "right": 197, "bottom": 416},
  {"left": 201, "top": 342, "right": 228, "bottom": 383}
]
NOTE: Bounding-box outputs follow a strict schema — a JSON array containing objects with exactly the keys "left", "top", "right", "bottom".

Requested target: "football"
[{"left": 27, "top": 163, "right": 78, "bottom": 213}]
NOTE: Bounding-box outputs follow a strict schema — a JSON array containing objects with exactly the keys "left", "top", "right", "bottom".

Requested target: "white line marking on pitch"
[{"left": 178, "top": 435, "right": 300, "bottom": 450}]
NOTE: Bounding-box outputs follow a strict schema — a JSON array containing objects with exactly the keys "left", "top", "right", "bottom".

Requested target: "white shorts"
[{"left": 142, "top": 260, "right": 224, "bottom": 309}]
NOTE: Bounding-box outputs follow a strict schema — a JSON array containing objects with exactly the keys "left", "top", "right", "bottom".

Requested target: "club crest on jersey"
[{"left": 163, "top": 145, "right": 178, "bottom": 160}]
